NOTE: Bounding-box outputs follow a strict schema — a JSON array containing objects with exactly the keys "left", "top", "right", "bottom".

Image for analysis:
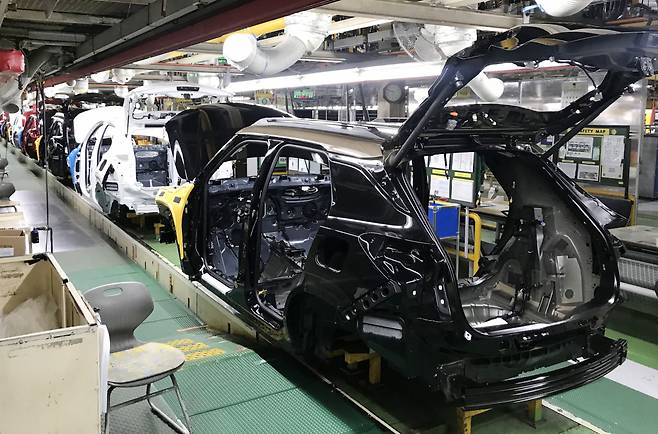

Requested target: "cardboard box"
[
  {"left": 0, "top": 253, "right": 101, "bottom": 433},
  {"left": 0, "top": 229, "right": 26, "bottom": 257}
]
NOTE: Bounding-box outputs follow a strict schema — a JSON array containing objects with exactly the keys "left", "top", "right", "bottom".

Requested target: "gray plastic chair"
[{"left": 85, "top": 282, "right": 192, "bottom": 434}]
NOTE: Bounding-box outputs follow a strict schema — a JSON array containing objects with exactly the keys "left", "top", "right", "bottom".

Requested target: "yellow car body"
[{"left": 155, "top": 183, "right": 195, "bottom": 259}]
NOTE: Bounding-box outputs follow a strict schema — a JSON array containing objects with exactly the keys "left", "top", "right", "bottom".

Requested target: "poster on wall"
[
  {"left": 600, "top": 135, "right": 625, "bottom": 179},
  {"left": 577, "top": 164, "right": 600, "bottom": 182},
  {"left": 565, "top": 136, "right": 594, "bottom": 159},
  {"left": 452, "top": 152, "right": 475, "bottom": 173},
  {"left": 557, "top": 161, "right": 577, "bottom": 179},
  {"left": 451, "top": 178, "right": 475, "bottom": 203},
  {"left": 429, "top": 154, "right": 450, "bottom": 169},
  {"left": 430, "top": 174, "right": 450, "bottom": 198}
]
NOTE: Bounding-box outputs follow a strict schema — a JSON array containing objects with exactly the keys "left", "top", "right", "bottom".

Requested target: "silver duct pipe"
[
  {"left": 223, "top": 11, "right": 332, "bottom": 76},
  {"left": 400, "top": 25, "right": 504, "bottom": 102},
  {"left": 535, "top": 0, "right": 594, "bottom": 17}
]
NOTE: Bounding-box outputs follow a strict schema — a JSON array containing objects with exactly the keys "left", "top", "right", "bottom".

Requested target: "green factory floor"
[
  {"left": 136, "top": 223, "right": 658, "bottom": 434},
  {"left": 7, "top": 142, "right": 658, "bottom": 433}
]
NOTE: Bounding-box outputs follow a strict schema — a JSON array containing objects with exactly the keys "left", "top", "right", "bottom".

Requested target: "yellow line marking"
[{"left": 186, "top": 348, "right": 225, "bottom": 361}]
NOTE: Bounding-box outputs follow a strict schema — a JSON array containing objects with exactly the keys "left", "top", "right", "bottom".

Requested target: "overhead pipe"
[
  {"left": 403, "top": 25, "right": 504, "bottom": 102},
  {"left": 535, "top": 0, "right": 594, "bottom": 17},
  {"left": 223, "top": 11, "right": 332, "bottom": 76}
]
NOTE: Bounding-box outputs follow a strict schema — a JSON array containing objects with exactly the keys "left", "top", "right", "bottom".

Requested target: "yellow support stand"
[
  {"left": 343, "top": 351, "right": 381, "bottom": 385},
  {"left": 126, "top": 212, "right": 146, "bottom": 229},
  {"left": 330, "top": 349, "right": 382, "bottom": 385},
  {"left": 456, "top": 399, "right": 543, "bottom": 434},
  {"left": 456, "top": 407, "right": 490, "bottom": 434},
  {"left": 154, "top": 222, "right": 164, "bottom": 237}
]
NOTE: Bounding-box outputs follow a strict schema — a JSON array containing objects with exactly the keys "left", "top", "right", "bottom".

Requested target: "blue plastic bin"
[{"left": 427, "top": 202, "right": 459, "bottom": 239}]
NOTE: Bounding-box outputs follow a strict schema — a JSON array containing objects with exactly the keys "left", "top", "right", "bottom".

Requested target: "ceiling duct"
[
  {"left": 91, "top": 70, "right": 111, "bottom": 83},
  {"left": 73, "top": 77, "right": 89, "bottom": 95},
  {"left": 535, "top": 0, "right": 594, "bottom": 17},
  {"left": 394, "top": 23, "right": 504, "bottom": 102},
  {"left": 112, "top": 68, "right": 135, "bottom": 84},
  {"left": 223, "top": 11, "right": 332, "bottom": 76}
]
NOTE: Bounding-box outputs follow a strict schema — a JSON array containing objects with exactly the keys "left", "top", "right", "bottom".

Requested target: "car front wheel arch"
[{"left": 285, "top": 291, "right": 343, "bottom": 356}]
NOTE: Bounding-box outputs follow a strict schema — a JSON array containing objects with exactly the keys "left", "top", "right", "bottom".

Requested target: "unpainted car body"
[
  {"left": 48, "top": 94, "right": 124, "bottom": 181},
  {"left": 73, "top": 84, "right": 232, "bottom": 215},
  {"left": 157, "top": 24, "right": 658, "bottom": 407}
]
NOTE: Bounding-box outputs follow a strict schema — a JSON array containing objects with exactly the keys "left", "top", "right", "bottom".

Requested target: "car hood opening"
[{"left": 165, "top": 103, "right": 292, "bottom": 182}]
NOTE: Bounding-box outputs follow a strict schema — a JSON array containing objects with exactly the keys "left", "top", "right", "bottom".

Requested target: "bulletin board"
[
  {"left": 555, "top": 126, "right": 630, "bottom": 189},
  {"left": 427, "top": 152, "right": 481, "bottom": 207}
]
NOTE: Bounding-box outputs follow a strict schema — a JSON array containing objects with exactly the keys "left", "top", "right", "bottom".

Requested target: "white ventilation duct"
[
  {"left": 91, "top": 70, "right": 110, "bottom": 83},
  {"left": 111, "top": 68, "right": 135, "bottom": 85},
  {"left": 535, "top": 0, "right": 594, "bottom": 17},
  {"left": 114, "top": 86, "right": 129, "bottom": 98},
  {"left": 223, "top": 11, "right": 332, "bottom": 76},
  {"left": 73, "top": 77, "right": 89, "bottom": 95},
  {"left": 406, "top": 25, "right": 504, "bottom": 102}
]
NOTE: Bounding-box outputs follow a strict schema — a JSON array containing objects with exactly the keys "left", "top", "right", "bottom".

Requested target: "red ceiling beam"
[{"left": 45, "top": 0, "right": 332, "bottom": 86}]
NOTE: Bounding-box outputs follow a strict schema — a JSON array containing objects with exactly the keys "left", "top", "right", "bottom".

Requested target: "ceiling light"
[
  {"left": 224, "top": 60, "right": 567, "bottom": 94},
  {"left": 225, "top": 61, "right": 443, "bottom": 93}
]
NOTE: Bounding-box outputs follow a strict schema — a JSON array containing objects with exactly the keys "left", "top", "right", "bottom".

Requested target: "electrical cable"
[{"left": 37, "top": 80, "right": 53, "bottom": 253}]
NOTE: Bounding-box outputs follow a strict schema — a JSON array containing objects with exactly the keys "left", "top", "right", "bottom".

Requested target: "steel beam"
[
  {"left": 74, "top": 0, "right": 207, "bottom": 63},
  {"left": 316, "top": 0, "right": 522, "bottom": 31},
  {"left": 125, "top": 62, "right": 234, "bottom": 73},
  {"left": 5, "top": 9, "right": 121, "bottom": 25},
  {"left": 45, "top": 0, "right": 61, "bottom": 19},
  {"left": 90, "top": 0, "right": 152, "bottom": 4},
  {"left": 0, "top": 0, "right": 9, "bottom": 28},
  {"left": 1, "top": 27, "right": 87, "bottom": 43},
  {"left": 46, "top": 0, "right": 332, "bottom": 85}
]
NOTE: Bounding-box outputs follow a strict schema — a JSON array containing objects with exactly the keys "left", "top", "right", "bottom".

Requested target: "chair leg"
[
  {"left": 146, "top": 375, "right": 192, "bottom": 434},
  {"left": 171, "top": 374, "right": 193, "bottom": 432},
  {"left": 104, "top": 386, "right": 114, "bottom": 434}
]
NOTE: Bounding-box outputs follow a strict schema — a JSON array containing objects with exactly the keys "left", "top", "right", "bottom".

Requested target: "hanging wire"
[{"left": 37, "top": 79, "right": 53, "bottom": 253}]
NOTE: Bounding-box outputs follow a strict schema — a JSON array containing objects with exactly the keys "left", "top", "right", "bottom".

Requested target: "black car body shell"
[{"left": 172, "top": 24, "right": 658, "bottom": 408}]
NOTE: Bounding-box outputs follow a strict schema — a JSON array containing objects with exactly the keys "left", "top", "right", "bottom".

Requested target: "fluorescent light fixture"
[
  {"left": 224, "top": 60, "right": 567, "bottom": 94},
  {"left": 225, "top": 61, "right": 444, "bottom": 93}
]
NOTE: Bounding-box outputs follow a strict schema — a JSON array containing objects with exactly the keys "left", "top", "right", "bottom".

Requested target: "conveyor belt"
[
  {"left": 10, "top": 139, "right": 658, "bottom": 434},
  {"left": 619, "top": 257, "right": 658, "bottom": 291}
]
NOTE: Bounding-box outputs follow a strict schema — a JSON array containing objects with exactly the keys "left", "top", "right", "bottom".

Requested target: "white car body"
[{"left": 74, "top": 83, "right": 231, "bottom": 215}]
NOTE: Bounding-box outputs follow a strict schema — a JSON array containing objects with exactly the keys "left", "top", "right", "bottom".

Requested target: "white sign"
[
  {"left": 451, "top": 178, "right": 475, "bottom": 203},
  {"left": 429, "top": 154, "right": 450, "bottom": 170},
  {"left": 601, "top": 135, "right": 625, "bottom": 179},
  {"left": 430, "top": 174, "right": 450, "bottom": 198},
  {"left": 565, "top": 136, "right": 594, "bottom": 160},
  {"left": 452, "top": 152, "right": 475, "bottom": 173},
  {"left": 557, "top": 161, "right": 577, "bottom": 179},
  {"left": 577, "top": 164, "right": 600, "bottom": 182}
]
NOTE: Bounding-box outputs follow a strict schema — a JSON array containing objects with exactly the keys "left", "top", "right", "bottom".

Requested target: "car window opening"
[
  {"left": 254, "top": 146, "right": 332, "bottom": 322},
  {"left": 205, "top": 141, "right": 270, "bottom": 284},
  {"left": 132, "top": 135, "right": 169, "bottom": 188}
]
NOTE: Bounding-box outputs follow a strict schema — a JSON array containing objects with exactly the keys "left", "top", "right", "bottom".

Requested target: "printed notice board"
[
  {"left": 427, "top": 152, "right": 480, "bottom": 207},
  {"left": 555, "top": 126, "right": 630, "bottom": 189}
]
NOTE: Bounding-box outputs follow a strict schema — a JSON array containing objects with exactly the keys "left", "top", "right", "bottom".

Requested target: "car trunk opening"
[{"left": 413, "top": 149, "right": 619, "bottom": 335}]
